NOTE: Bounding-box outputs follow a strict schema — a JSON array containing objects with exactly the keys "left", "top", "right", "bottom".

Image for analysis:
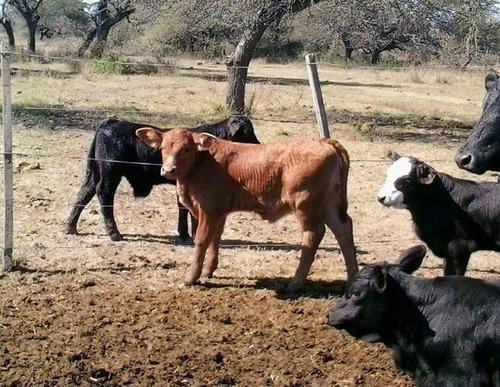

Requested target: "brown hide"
[{"left": 137, "top": 128, "right": 358, "bottom": 292}]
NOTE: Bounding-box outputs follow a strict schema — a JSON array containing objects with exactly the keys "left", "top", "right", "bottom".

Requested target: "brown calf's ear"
[
  {"left": 485, "top": 71, "right": 498, "bottom": 91},
  {"left": 136, "top": 127, "right": 163, "bottom": 149},
  {"left": 194, "top": 133, "right": 217, "bottom": 151},
  {"left": 416, "top": 163, "right": 435, "bottom": 185}
]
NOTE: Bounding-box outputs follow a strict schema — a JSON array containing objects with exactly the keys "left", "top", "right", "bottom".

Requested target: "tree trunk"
[
  {"left": 226, "top": 24, "right": 268, "bottom": 113},
  {"left": 77, "top": 28, "right": 97, "bottom": 57},
  {"left": 346, "top": 48, "right": 354, "bottom": 60},
  {"left": 226, "top": 0, "right": 324, "bottom": 113},
  {"left": 90, "top": 25, "right": 111, "bottom": 59},
  {"left": 0, "top": 19, "right": 15, "bottom": 49},
  {"left": 27, "top": 21, "right": 38, "bottom": 53},
  {"left": 341, "top": 34, "right": 354, "bottom": 60},
  {"left": 370, "top": 49, "right": 381, "bottom": 64}
]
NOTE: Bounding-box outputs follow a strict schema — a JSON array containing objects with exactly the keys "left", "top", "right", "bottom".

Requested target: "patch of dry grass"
[{"left": 9, "top": 58, "right": 486, "bottom": 128}]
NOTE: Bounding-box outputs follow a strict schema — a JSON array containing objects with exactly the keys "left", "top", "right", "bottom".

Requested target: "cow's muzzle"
[
  {"left": 160, "top": 165, "right": 176, "bottom": 178},
  {"left": 455, "top": 149, "right": 485, "bottom": 174}
]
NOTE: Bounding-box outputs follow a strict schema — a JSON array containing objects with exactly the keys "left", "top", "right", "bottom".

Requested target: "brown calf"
[{"left": 136, "top": 128, "right": 358, "bottom": 292}]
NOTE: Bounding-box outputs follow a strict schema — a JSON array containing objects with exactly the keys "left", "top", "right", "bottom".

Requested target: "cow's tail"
[
  {"left": 84, "top": 130, "right": 99, "bottom": 186},
  {"left": 327, "top": 140, "right": 350, "bottom": 222}
]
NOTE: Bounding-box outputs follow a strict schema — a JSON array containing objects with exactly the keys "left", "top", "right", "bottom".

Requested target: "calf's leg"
[
  {"left": 185, "top": 212, "right": 220, "bottom": 285},
  {"left": 177, "top": 198, "right": 190, "bottom": 243},
  {"left": 190, "top": 215, "right": 198, "bottom": 239},
  {"left": 453, "top": 253, "right": 471, "bottom": 276},
  {"left": 96, "top": 174, "right": 122, "bottom": 241},
  {"left": 443, "top": 257, "right": 456, "bottom": 276},
  {"left": 325, "top": 210, "right": 358, "bottom": 282},
  {"left": 447, "top": 243, "right": 471, "bottom": 276},
  {"left": 176, "top": 197, "right": 198, "bottom": 244},
  {"left": 66, "top": 175, "right": 96, "bottom": 235},
  {"left": 202, "top": 216, "right": 226, "bottom": 278},
  {"left": 288, "top": 208, "right": 326, "bottom": 293}
]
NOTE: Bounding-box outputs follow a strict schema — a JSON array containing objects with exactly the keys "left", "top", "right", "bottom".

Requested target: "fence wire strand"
[
  {"left": 0, "top": 49, "right": 482, "bottom": 263},
  {"left": 5, "top": 50, "right": 489, "bottom": 71}
]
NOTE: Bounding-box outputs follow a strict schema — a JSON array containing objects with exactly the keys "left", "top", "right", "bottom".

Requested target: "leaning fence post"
[
  {"left": 2, "top": 42, "right": 13, "bottom": 271},
  {"left": 305, "top": 53, "right": 330, "bottom": 139}
]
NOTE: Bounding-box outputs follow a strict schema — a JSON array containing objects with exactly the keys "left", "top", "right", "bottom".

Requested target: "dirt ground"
[{"left": 2, "top": 60, "right": 500, "bottom": 386}]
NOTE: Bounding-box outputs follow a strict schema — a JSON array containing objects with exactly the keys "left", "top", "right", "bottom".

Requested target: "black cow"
[
  {"left": 378, "top": 156, "right": 500, "bottom": 275},
  {"left": 66, "top": 116, "right": 259, "bottom": 242},
  {"left": 456, "top": 71, "right": 500, "bottom": 174},
  {"left": 328, "top": 245, "right": 500, "bottom": 386}
]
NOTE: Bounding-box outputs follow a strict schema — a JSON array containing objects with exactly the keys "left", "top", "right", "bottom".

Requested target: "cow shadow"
[
  {"left": 182, "top": 71, "right": 399, "bottom": 88},
  {"left": 12, "top": 67, "right": 76, "bottom": 79},
  {"left": 122, "top": 233, "right": 189, "bottom": 245},
  {"left": 122, "top": 233, "right": 369, "bottom": 255},
  {"left": 201, "top": 276, "right": 346, "bottom": 299}
]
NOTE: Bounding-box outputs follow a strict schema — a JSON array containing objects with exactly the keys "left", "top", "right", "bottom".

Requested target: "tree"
[
  {"left": 9, "top": 0, "right": 44, "bottom": 53},
  {"left": 77, "top": 0, "right": 135, "bottom": 58},
  {"left": 0, "top": 2, "right": 15, "bottom": 49},
  {"left": 292, "top": 0, "right": 454, "bottom": 64},
  {"left": 444, "top": 0, "right": 499, "bottom": 67},
  {"left": 38, "top": 0, "right": 90, "bottom": 37},
  {"left": 226, "top": 0, "right": 324, "bottom": 114}
]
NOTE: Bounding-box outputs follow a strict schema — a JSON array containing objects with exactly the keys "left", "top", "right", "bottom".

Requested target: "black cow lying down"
[
  {"left": 378, "top": 156, "right": 500, "bottom": 276},
  {"left": 66, "top": 116, "right": 259, "bottom": 242},
  {"left": 329, "top": 245, "right": 500, "bottom": 386}
]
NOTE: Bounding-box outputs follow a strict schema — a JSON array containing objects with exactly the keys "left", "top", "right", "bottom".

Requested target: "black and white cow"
[
  {"left": 66, "top": 116, "right": 259, "bottom": 242},
  {"left": 328, "top": 245, "right": 500, "bottom": 386},
  {"left": 377, "top": 156, "right": 500, "bottom": 275}
]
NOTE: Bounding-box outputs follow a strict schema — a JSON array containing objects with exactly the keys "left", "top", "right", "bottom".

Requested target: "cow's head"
[
  {"left": 136, "top": 128, "right": 216, "bottom": 179},
  {"left": 455, "top": 71, "right": 500, "bottom": 174},
  {"left": 226, "top": 116, "right": 260, "bottom": 144},
  {"left": 377, "top": 156, "right": 437, "bottom": 209},
  {"left": 328, "top": 245, "right": 426, "bottom": 342}
]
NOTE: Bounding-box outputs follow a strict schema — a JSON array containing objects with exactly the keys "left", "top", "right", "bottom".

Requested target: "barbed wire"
[
  {"left": 7, "top": 51, "right": 250, "bottom": 70},
  {"left": 11, "top": 237, "right": 422, "bottom": 252},
  {"left": 315, "top": 61, "right": 492, "bottom": 71},
  {"left": 11, "top": 105, "right": 315, "bottom": 126},
  {"left": 0, "top": 48, "right": 489, "bottom": 269},
  {"left": 4, "top": 50, "right": 492, "bottom": 72},
  {"left": 2, "top": 151, "right": 451, "bottom": 166},
  {"left": 13, "top": 198, "right": 378, "bottom": 210}
]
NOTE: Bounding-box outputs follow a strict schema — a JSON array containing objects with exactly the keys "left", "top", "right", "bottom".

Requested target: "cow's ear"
[
  {"left": 386, "top": 150, "right": 401, "bottom": 161},
  {"left": 371, "top": 266, "right": 388, "bottom": 294},
  {"left": 397, "top": 245, "right": 426, "bottom": 274},
  {"left": 485, "top": 71, "right": 498, "bottom": 91},
  {"left": 194, "top": 133, "right": 217, "bottom": 151},
  {"left": 136, "top": 128, "right": 163, "bottom": 149},
  {"left": 416, "top": 163, "right": 435, "bottom": 185}
]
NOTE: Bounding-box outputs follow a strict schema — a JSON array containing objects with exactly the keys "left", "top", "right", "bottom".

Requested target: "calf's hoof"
[
  {"left": 109, "top": 233, "right": 123, "bottom": 242},
  {"left": 285, "top": 281, "right": 305, "bottom": 294},
  {"left": 65, "top": 225, "right": 77, "bottom": 235},
  {"left": 201, "top": 269, "right": 215, "bottom": 278},
  {"left": 178, "top": 235, "right": 194, "bottom": 246},
  {"left": 183, "top": 279, "right": 201, "bottom": 287}
]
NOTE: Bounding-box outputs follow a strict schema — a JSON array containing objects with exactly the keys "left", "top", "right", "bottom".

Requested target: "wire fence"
[
  {"left": 7, "top": 48, "right": 496, "bottom": 71},
  {"left": 0, "top": 47, "right": 486, "bottom": 276}
]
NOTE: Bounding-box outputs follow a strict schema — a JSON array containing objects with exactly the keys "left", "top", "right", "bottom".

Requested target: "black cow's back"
[{"left": 94, "top": 119, "right": 169, "bottom": 197}]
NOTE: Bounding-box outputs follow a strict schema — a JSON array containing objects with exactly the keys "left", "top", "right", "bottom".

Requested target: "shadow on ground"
[
  {"left": 182, "top": 71, "right": 400, "bottom": 89},
  {"left": 12, "top": 108, "right": 207, "bottom": 132},
  {"left": 201, "top": 276, "right": 346, "bottom": 299},
  {"left": 122, "top": 233, "right": 369, "bottom": 255}
]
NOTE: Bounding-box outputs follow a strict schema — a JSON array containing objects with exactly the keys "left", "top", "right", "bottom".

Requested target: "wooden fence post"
[
  {"left": 2, "top": 41, "right": 13, "bottom": 271},
  {"left": 305, "top": 53, "right": 330, "bottom": 139}
]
